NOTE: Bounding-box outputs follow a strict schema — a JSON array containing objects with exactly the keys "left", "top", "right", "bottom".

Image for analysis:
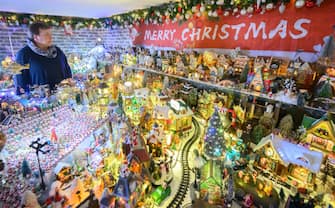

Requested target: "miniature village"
[{"left": 0, "top": 46, "right": 335, "bottom": 208}]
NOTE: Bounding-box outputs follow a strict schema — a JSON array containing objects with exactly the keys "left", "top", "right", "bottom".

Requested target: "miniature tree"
[
  {"left": 252, "top": 125, "right": 266, "bottom": 144},
  {"left": 240, "top": 63, "right": 249, "bottom": 83},
  {"left": 117, "top": 92, "right": 123, "bottom": 113},
  {"left": 259, "top": 115, "right": 274, "bottom": 134},
  {"left": 204, "top": 108, "right": 226, "bottom": 158},
  {"left": 316, "top": 78, "right": 334, "bottom": 98},
  {"left": 21, "top": 159, "right": 32, "bottom": 178},
  {"left": 225, "top": 174, "right": 234, "bottom": 205},
  {"left": 279, "top": 188, "right": 285, "bottom": 201},
  {"left": 279, "top": 114, "right": 294, "bottom": 138}
]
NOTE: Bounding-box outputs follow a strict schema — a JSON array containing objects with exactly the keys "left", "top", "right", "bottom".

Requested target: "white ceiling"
[{"left": 0, "top": 0, "right": 176, "bottom": 18}]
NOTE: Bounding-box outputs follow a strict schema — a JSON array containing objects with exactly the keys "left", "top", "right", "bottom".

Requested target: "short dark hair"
[{"left": 28, "top": 22, "right": 51, "bottom": 40}]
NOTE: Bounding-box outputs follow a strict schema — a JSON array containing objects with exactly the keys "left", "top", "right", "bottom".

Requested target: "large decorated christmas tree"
[{"left": 204, "top": 108, "right": 226, "bottom": 159}]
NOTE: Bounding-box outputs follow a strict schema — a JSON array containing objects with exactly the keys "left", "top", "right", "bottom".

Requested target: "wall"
[{"left": 0, "top": 26, "right": 132, "bottom": 60}]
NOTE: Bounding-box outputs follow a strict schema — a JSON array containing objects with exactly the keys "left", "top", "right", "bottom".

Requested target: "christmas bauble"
[
  {"left": 295, "top": 0, "right": 306, "bottom": 8},
  {"left": 240, "top": 8, "right": 247, "bottom": 15},
  {"left": 224, "top": 11, "right": 230, "bottom": 16},
  {"left": 279, "top": 3, "right": 286, "bottom": 14},
  {"left": 266, "top": 3, "right": 274, "bottom": 10},
  {"left": 247, "top": 6, "right": 254, "bottom": 14},
  {"left": 306, "top": 0, "right": 315, "bottom": 7}
]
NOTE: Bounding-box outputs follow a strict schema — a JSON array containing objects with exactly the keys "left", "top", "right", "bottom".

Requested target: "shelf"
[{"left": 123, "top": 65, "right": 332, "bottom": 115}]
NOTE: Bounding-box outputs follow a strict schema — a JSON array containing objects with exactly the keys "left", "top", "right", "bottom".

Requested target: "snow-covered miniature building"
[{"left": 253, "top": 133, "right": 323, "bottom": 191}]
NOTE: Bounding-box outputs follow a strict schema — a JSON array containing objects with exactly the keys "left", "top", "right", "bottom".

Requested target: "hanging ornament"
[
  {"left": 200, "top": 6, "right": 206, "bottom": 13},
  {"left": 240, "top": 8, "right": 247, "bottom": 15},
  {"left": 306, "top": 0, "right": 315, "bottom": 7},
  {"left": 266, "top": 3, "right": 274, "bottom": 10},
  {"left": 196, "top": 11, "right": 202, "bottom": 17},
  {"left": 212, "top": 10, "right": 218, "bottom": 17},
  {"left": 316, "top": 0, "right": 324, "bottom": 6},
  {"left": 256, "top": 0, "right": 262, "bottom": 9},
  {"left": 247, "top": 6, "right": 254, "bottom": 14},
  {"left": 185, "top": 13, "right": 190, "bottom": 19},
  {"left": 295, "top": 0, "right": 306, "bottom": 8},
  {"left": 208, "top": 11, "right": 213, "bottom": 17},
  {"left": 279, "top": 3, "right": 286, "bottom": 14},
  {"left": 64, "top": 24, "right": 73, "bottom": 35},
  {"left": 261, "top": 0, "right": 266, "bottom": 2},
  {"left": 217, "top": 0, "right": 224, "bottom": 5},
  {"left": 217, "top": 7, "right": 223, "bottom": 15},
  {"left": 188, "top": 22, "right": 194, "bottom": 29},
  {"left": 233, "top": 7, "right": 239, "bottom": 14},
  {"left": 224, "top": 11, "right": 230, "bottom": 16},
  {"left": 178, "top": 7, "right": 183, "bottom": 13}
]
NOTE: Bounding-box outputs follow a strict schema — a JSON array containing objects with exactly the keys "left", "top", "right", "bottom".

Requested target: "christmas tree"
[
  {"left": 21, "top": 159, "right": 31, "bottom": 178},
  {"left": 204, "top": 108, "right": 226, "bottom": 158}
]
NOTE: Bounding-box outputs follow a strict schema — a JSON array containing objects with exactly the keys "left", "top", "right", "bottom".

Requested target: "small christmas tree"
[
  {"left": 317, "top": 78, "right": 334, "bottom": 98},
  {"left": 225, "top": 174, "right": 234, "bottom": 205},
  {"left": 279, "top": 187, "right": 285, "bottom": 201},
  {"left": 21, "top": 159, "right": 31, "bottom": 178},
  {"left": 204, "top": 108, "right": 226, "bottom": 159},
  {"left": 279, "top": 114, "right": 294, "bottom": 138},
  {"left": 252, "top": 125, "right": 266, "bottom": 144},
  {"left": 240, "top": 63, "right": 249, "bottom": 83}
]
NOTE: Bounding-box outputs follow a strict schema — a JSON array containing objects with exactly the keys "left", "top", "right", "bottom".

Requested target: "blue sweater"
[{"left": 15, "top": 46, "right": 72, "bottom": 87}]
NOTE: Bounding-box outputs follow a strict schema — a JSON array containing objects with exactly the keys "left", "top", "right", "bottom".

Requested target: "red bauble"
[
  {"left": 196, "top": 20, "right": 203, "bottom": 28},
  {"left": 217, "top": 8, "right": 223, "bottom": 15},
  {"left": 178, "top": 7, "right": 182, "bottom": 13},
  {"left": 306, "top": 0, "right": 315, "bottom": 7},
  {"left": 255, "top": 7, "right": 262, "bottom": 13},
  {"left": 196, "top": 4, "right": 201, "bottom": 10}
]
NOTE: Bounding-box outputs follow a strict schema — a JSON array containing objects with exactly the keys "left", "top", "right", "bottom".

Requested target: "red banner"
[{"left": 131, "top": 1, "right": 335, "bottom": 52}]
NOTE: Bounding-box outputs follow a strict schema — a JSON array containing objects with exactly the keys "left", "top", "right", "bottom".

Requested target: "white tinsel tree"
[{"left": 204, "top": 108, "right": 226, "bottom": 159}]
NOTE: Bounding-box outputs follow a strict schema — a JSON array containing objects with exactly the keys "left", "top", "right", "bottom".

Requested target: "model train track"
[{"left": 167, "top": 118, "right": 200, "bottom": 208}]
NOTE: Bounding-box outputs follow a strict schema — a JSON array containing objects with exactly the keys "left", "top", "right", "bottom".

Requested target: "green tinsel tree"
[{"left": 21, "top": 159, "right": 31, "bottom": 178}]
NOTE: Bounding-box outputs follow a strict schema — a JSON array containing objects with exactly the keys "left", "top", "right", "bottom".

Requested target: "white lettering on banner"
[
  {"left": 202, "top": 27, "right": 212, "bottom": 40},
  {"left": 164, "top": 30, "right": 169, "bottom": 40},
  {"left": 244, "top": 22, "right": 267, "bottom": 40},
  {"left": 144, "top": 30, "right": 151, "bottom": 40},
  {"left": 182, "top": 28, "right": 189, "bottom": 41},
  {"left": 144, "top": 29, "right": 177, "bottom": 41},
  {"left": 212, "top": 25, "right": 219, "bottom": 40},
  {"left": 152, "top": 31, "right": 157, "bottom": 40},
  {"left": 158, "top": 30, "right": 163, "bottom": 40},
  {"left": 219, "top": 24, "right": 230, "bottom": 40},
  {"left": 142, "top": 18, "right": 310, "bottom": 41},
  {"left": 170, "top": 29, "right": 176, "bottom": 40},
  {"left": 231, "top": 23, "right": 246, "bottom": 40},
  {"left": 190, "top": 28, "right": 201, "bottom": 41},
  {"left": 269, "top": 20, "right": 288, "bottom": 39},
  {"left": 289, "top": 18, "right": 311, "bottom": 39}
]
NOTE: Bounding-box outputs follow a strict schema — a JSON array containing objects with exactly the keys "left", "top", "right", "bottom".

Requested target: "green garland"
[{"left": 0, "top": 0, "right": 322, "bottom": 29}]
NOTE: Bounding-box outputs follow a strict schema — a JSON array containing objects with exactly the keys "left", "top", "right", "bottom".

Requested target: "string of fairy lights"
[{"left": 0, "top": 0, "right": 325, "bottom": 29}]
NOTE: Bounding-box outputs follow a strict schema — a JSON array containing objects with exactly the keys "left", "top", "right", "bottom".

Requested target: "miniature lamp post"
[{"left": 29, "top": 138, "right": 50, "bottom": 190}]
